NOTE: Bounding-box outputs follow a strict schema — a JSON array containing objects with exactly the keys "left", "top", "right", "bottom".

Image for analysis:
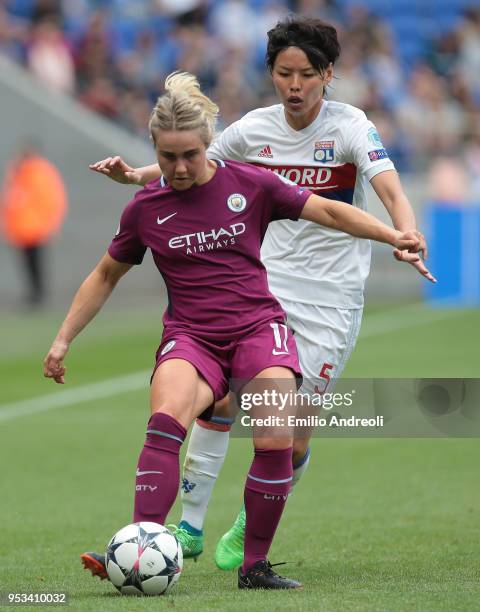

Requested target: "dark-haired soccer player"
[
  {"left": 45, "top": 71, "right": 427, "bottom": 590},
  {"left": 86, "top": 15, "right": 435, "bottom": 571}
]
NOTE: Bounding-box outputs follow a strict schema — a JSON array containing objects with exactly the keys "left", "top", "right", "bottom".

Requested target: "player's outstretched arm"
[
  {"left": 43, "top": 254, "right": 132, "bottom": 384},
  {"left": 89, "top": 156, "right": 161, "bottom": 186},
  {"left": 300, "top": 194, "right": 429, "bottom": 257},
  {"left": 370, "top": 170, "right": 435, "bottom": 282}
]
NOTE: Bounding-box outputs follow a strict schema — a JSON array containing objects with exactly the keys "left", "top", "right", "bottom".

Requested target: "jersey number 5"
[{"left": 314, "top": 362, "right": 334, "bottom": 394}]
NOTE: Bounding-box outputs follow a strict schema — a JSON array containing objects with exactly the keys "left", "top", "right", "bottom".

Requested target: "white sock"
[
  {"left": 180, "top": 420, "right": 230, "bottom": 531},
  {"left": 291, "top": 447, "right": 311, "bottom": 489}
]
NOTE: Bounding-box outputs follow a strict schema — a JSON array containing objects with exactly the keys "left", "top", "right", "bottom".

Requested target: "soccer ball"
[{"left": 106, "top": 522, "right": 183, "bottom": 596}]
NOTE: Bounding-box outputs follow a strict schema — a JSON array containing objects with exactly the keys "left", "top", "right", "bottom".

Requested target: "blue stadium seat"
[
  {"left": 111, "top": 18, "right": 144, "bottom": 54},
  {"left": 388, "top": 15, "right": 424, "bottom": 43},
  {"left": 395, "top": 37, "right": 428, "bottom": 66},
  {"left": 430, "top": 12, "right": 464, "bottom": 34},
  {"left": 148, "top": 14, "right": 173, "bottom": 39},
  {"left": 247, "top": 0, "right": 278, "bottom": 9},
  {"left": 427, "top": 0, "right": 472, "bottom": 8},
  {"left": 336, "top": 0, "right": 468, "bottom": 65},
  {"left": 63, "top": 15, "right": 89, "bottom": 40},
  {"left": 6, "top": 0, "right": 35, "bottom": 19}
]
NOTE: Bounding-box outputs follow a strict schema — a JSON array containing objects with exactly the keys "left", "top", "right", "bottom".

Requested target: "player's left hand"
[
  {"left": 44, "top": 340, "right": 69, "bottom": 384},
  {"left": 393, "top": 229, "right": 425, "bottom": 254}
]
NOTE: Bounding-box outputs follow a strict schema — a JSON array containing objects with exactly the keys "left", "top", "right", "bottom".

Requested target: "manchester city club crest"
[
  {"left": 314, "top": 140, "right": 335, "bottom": 162},
  {"left": 227, "top": 193, "right": 247, "bottom": 212}
]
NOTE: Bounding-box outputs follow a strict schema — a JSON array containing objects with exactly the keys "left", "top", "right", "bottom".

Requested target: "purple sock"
[
  {"left": 133, "top": 412, "right": 186, "bottom": 525},
  {"left": 242, "top": 447, "right": 293, "bottom": 572}
]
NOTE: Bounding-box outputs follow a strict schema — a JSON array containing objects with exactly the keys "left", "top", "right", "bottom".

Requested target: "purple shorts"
[{"left": 153, "top": 320, "right": 301, "bottom": 402}]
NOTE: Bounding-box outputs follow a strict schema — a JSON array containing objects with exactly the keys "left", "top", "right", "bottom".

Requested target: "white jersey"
[{"left": 207, "top": 101, "right": 395, "bottom": 309}]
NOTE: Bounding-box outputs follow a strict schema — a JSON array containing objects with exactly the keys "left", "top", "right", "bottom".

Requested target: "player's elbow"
[
  {"left": 94, "top": 254, "right": 131, "bottom": 289},
  {"left": 92, "top": 263, "right": 122, "bottom": 291},
  {"left": 321, "top": 204, "right": 342, "bottom": 230},
  {"left": 302, "top": 197, "right": 338, "bottom": 229},
  {"left": 103, "top": 268, "right": 125, "bottom": 290}
]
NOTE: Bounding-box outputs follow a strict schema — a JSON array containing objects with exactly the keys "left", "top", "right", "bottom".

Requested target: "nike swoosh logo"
[
  {"left": 136, "top": 470, "right": 164, "bottom": 476},
  {"left": 157, "top": 212, "right": 177, "bottom": 225}
]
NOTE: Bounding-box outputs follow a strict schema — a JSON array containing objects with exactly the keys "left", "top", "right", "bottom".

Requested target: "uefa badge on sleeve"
[
  {"left": 227, "top": 193, "right": 247, "bottom": 212},
  {"left": 314, "top": 141, "right": 335, "bottom": 162}
]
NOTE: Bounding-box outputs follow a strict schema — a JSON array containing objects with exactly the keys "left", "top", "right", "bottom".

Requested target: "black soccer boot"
[{"left": 238, "top": 560, "right": 302, "bottom": 590}]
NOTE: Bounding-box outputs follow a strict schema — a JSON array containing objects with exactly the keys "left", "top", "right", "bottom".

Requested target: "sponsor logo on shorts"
[
  {"left": 161, "top": 340, "right": 176, "bottom": 355},
  {"left": 227, "top": 193, "right": 247, "bottom": 212},
  {"left": 368, "top": 148, "right": 389, "bottom": 161},
  {"left": 314, "top": 140, "right": 335, "bottom": 162},
  {"left": 115, "top": 223, "right": 120, "bottom": 236},
  {"left": 368, "top": 127, "right": 383, "bottom": 147}
]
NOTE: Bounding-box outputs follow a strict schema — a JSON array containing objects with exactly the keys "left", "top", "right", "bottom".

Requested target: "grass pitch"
[{"left": 0, "top": 302, "right": 479, "bottom": 610}]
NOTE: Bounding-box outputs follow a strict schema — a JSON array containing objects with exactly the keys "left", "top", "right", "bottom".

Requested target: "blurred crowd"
[{"left": 2, "top": 0, "right": 480, "bottom": 177}]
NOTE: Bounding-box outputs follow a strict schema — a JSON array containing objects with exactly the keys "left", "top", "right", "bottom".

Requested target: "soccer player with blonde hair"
[{"left": 84, "top": 15, "right": 434, "bottom": 573}]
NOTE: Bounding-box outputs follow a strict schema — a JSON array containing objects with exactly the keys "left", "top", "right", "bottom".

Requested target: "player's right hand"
[
  {"left": 393, "top": 230, "right": 437, "bottom": 283},
  {"left": 44, "top": 340, "right": 69, "bottom": 384},
  {"left": 89, "top": 156, "right": 143, "bottom": 185},
  {"left": 394, "top": 249, "right": 437, "bottom": 283}
]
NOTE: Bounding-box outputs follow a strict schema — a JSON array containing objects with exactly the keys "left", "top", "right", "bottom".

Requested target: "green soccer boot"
[
  {"left": 214, "top": 507, "right": 245, "bottom": 570},
  {"left": 168, "top": 521, "right": 204, "bottom": 561}
]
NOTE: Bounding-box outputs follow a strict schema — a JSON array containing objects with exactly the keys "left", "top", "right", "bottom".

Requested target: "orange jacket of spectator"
[{"left": 1, "top": 155, "right": 67, "bottom": 247}]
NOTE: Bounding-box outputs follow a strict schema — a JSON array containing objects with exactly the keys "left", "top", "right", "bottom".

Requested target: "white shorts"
[{"left": 278, "top": 297, "right": 363, "bottom": 396}]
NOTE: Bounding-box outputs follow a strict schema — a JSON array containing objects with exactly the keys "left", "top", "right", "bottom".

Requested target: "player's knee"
[
  {"left": 292, "top": 438, "right": 310, "bottom": 464},
  {"left": 213, "top": 394, "right": 230, "bottom": 417},
  {"left": 195, "top": 394, "right": 233, "bottom": 432},
  {"left": 151, "top": 403, "right": 192, "bottom": 423}
]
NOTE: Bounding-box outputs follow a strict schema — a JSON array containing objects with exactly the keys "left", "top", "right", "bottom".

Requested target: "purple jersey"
[{"left": 108, "top": 160, "right": 310, "bottom": 340}]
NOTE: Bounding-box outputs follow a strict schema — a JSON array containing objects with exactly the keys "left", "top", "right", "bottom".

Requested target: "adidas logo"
[{"left": 258, "top": 145, "right": 273, "bottom": 158}]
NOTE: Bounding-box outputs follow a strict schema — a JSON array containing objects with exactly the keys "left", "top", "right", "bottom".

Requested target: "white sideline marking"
[
  {"left": 0, "top": 305, "right": 465, "bottom": 424},
  {"left": 0, "top": 370, "right": 150, "bottom": 424}
]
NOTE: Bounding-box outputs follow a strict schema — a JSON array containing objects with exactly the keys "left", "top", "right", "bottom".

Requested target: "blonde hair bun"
[{"left": 149, "top": 71, "right": 218, "bottom": 146}]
